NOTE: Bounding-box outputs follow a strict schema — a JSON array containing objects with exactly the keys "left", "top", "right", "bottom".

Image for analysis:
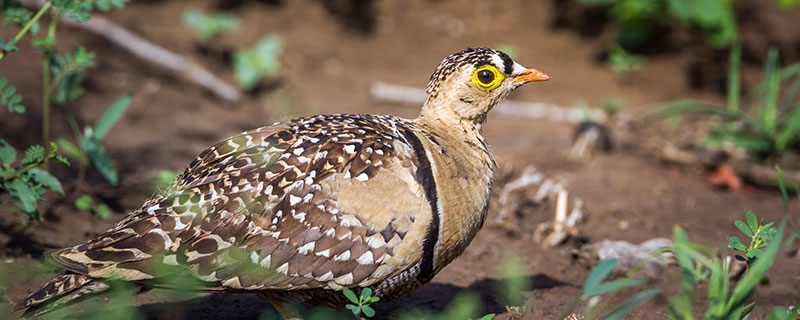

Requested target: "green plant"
[
  {"left": 343, "top": 288, "right": 379, "bottom": 318},
  {"left": 560, "top": 258, "right": 659, "bottom": 320},
  {"left": 726, "top": 211, "right": 777, "bottom": 268},
  {"left": 74, "top": 194, "right": 111, "bottom": 219},
  {"left": 659, "top": 166, "right": 791, "bottom": 319},
  {"left": 576, "top": 0, "right": 737, "bottom": 50},
  {"left": 1, "top": 0, "right": 128, "bottom": 142},
  {"left": 665, "top": 216, "right": 785, "bottom": 320},
  {"left": 59, "top": 94, "right": 132, "bottom": 186},
  {"left": 658, "top": 46, "right": 800, "bottom": 162},
  {"left": 0, "top": 77, "right": 25, "bottom": 113},
  {"left": 0, "top": 1, "right": 130, "bottom": 224},
  {"left": 182, "top": 9, "right": 240, "bottom": 44},
  {"left": 49, "top": 46, "right": 96, "bottom": 105},
  {"left": 0, "top": 140, "right": 68, "bottom": 220},
  {"left": 606, "top": 44, "right": 644, "bottom": 82},
  {"left": 234, "top": 34, "right": 283, "bottom": 90}
]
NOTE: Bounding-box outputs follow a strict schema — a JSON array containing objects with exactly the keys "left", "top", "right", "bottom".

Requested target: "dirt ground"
[{"left": 1, "top": 0, "right": 799, "bottom": 319}]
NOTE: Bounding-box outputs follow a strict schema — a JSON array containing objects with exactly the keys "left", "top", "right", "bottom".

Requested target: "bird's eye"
[
  {"left": 471, "top": 65, "right": 504, "bottom": 91},
  {"left": 477, "top": 70, "right": 494, "bottom": 84}
]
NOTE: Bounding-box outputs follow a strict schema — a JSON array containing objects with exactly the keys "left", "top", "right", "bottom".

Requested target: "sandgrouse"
[{"left": 16, "top": 47, "right": 549, "bottom": 318}]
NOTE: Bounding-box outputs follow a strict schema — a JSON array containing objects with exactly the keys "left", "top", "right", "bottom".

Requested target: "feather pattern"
[{"left": 18, "top": 114, "right": 440, "bottom": 311}]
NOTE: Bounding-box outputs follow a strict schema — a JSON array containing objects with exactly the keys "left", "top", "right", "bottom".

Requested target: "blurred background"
[{"left": 1, "top": 0, "right": 800, "bottom": 319}]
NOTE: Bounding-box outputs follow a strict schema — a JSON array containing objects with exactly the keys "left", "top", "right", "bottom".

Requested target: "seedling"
[
  {"left": 234, "top": 34, "right": 283, "bottom": 91},
  {"left": 343, "top": 288, "right": 379, "bottom": 318},
  {"left": 665, "top": 216, "right": 785, "bottom": 319},
  {"left": 727, "top": 211, "right": 777, "bottom": 268},
  {"left": 74, "top": 194, "right": 112, "bottom": 219},
  {"left": 182, "top": 9, "right": 240, "bottom": 44}
]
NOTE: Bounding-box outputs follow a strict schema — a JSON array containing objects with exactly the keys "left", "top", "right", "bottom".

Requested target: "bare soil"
[{"left": 1, "top": 0, "right": 799, "bottom": 319}]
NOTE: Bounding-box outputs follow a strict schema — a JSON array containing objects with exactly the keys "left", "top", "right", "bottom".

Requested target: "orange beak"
[{"left": 513, "top": 68, "right": 550, "bottom": 84}]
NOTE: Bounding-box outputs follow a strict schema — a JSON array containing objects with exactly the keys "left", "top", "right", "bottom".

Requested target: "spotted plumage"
[{"left": 16, "top": 48, "right": 549, "bottom": 318}]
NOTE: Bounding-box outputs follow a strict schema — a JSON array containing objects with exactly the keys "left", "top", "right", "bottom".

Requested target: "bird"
[{"left": 15, "top": 47, "right": 549, "bottom": 318}]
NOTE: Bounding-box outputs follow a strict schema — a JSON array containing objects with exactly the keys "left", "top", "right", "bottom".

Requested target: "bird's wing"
[{"left": 51, "top": 114, "right": 438, "bottom": 291}]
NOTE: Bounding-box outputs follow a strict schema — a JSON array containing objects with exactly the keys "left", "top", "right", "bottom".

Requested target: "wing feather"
[{"left": 50, "top": 115, "right": 435, "bottom": 292}]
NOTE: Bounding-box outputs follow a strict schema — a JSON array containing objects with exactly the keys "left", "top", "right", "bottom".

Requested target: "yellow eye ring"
[{"left": 471, "top": 65, "right": 504, "bottom": 91}]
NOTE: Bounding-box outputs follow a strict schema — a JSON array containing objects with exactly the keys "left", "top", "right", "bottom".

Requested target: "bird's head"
[{"left": 420, "top": 47, "right": 549, "bottom": 124}]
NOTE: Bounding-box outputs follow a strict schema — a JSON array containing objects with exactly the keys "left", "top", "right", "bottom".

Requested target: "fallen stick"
[
  {"left": 25, "top": 0, "right": 241, "bottom": 103},
  {"left": 371, "top": 81, "right": 608, "bottom": 123}
]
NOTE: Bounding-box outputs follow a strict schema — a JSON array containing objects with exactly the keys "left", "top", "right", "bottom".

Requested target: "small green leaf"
[
  {"left": 9, "top": 94, "right": 22, "bottom": 105},
  {"left": 9, "top": 178, "right": 40, "bottom": 218},
  {"left": 735, "top": 220, "right": 753, "bottom": 237},
  {"left": 22, "top": 145, "right": 45, "bottom": 165},
  {"left": 83, "top": 135, "right": 118, "bottom": 185},
  {"left": 92, "top": 94, "right": 133, "bottom": 140},
  {"left": 346, "top": 304, "right": 361, "bottom": 315},
  {"left": 75, "top": 194, "right": 94, "bottom": 210},
  {"left": 234, "top": 34, "right": 283, "bottom": 90},
  {"left": 745, "top": 211, "right": 758, "bottom": 233},
  {"left": 58, "top": 138, "right": 88, "bottom": 165},
  {"left": 0, "top": 139, "right": 16, "bottom": 165},
  {"left": 479, "top": 314, "right": 496, "bottom": 320},
  {"left": 727, "top": 236, "right": 746, "bottom": 251},
  {"left": 360, "top": 287, "right": 373, "bottom": 302},
  {"left": 746, "top": 248, "right": 763, "bottom": 259},
  {"left": 368, "top": 296, "right": 379, "bottom": 303},
  {"left": 28, "top": 168, "right": 64, "bottom": 195},
  {"left": 95, "top": 203, "right": 111, "bottom": 219},
  {"left": 584, "top": 258, "right": 618, "bottom": 296},
  {"left": 361, "top": 304, "right": 375, "bottom": 317},
  {"left": 343, "top": 289, "right": 359, "bottom": 304},
  {"left": 4, "top": 85, "right": 16, "bottom": 97}
]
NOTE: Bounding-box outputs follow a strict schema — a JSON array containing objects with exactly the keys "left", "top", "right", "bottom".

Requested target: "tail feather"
[{"left": 14, "top": 272, "right": 109, "bottom": 317}]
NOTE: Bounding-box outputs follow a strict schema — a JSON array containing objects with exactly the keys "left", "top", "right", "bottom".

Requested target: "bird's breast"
[{"left": 413, "top": 129, "right": 495, "bottom": 274}]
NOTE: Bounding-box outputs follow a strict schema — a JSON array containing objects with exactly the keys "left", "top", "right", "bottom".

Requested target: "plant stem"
[
  {"left": 1, "top": 161, "right": 45, "bottom": 182},
  {"left": 43, "top": 55, "right": 51, "bottom": 146},
  {"left": 42, "top": 8, "right": 62, "bottom": 150},
  {"left": 0, "top": 1, "right": 53, "bottom": 62},
  {"left": 727, "top": 44, "right": 740, "bottom": 114}
]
